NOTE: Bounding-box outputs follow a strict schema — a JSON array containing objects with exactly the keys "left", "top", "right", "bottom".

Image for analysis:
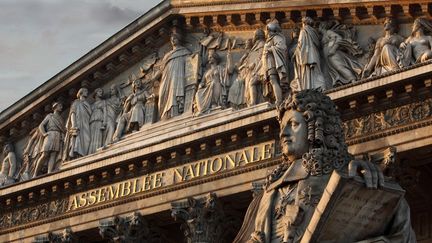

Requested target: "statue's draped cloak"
[
  {"left": 158, "top": 46, "right": 191, "bottom": 120},
  {"left": 64, "top": 99, "right": 91, "bottom": 158},
  {"left": 292, "top": 25, "right": 325, "bottom": 90},
  {"left": 234, "top": 160, "right": 416, "bottom": 243}
]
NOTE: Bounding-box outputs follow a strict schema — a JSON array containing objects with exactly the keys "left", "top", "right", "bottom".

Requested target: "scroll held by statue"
[{"left": 301, "top": 171, "right": 405, "bottom": 243}]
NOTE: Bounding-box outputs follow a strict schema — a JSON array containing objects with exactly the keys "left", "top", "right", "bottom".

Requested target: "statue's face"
[
  {"left": 280, "top": 109, "right": 308, "bottom": 161},
  {"left": 80, "top": 88, "right": 88, "bottom": 98},
  {"left": 110, "top": 86, "right": 116, "bottom": 96},
  {"left": 96, "top": 89, "right": 103, "bottom": 97},
  {"left": 170, "top": 36, "right": 180, "bottom": 47},
  {"left": 55, "top": 103, "right": 63, "bottom": 112},
  {"left": 412, "top": 20, "right": 421, "bottom": 33},
  {"left": 384, "top": 19, "right": 393, "bottom": 31}
]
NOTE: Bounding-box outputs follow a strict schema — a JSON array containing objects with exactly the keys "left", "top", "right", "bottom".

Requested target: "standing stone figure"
[
  {"left": 33, "top": 102, "right": 66, "bottom": 177},
  {"left": 262, "top": 19, "right": 287, "bottom": 106},
  {"left": 104, "top": 84, "right": 123, "bottom": 145},
  {"left": 152, "top": 32, "right": 191, "bottom": 120},
  {"left": 319, "top": 22, "right": 363, "bottom": 86},
  {"left": 88, "top": 88, "right": 107, "bottom": 154},
  {"left": 234, "top": 89, "right": 416, "bottom": 243},
  {"left": 362, "top": 18, "right": 404, "bottom": 78},
  {"left": 195, "top": 51, "right": 230, "bottom": 115},
  {"left": 291, "top": 17, "right": 325, "bottom": 91},
  {"left": 112, "top": 79, "right": 152, "bottom": 141},
  {"left": 399, "top": 17, "right": 432, "bottom": 67},
  {"left": 240, "top": 29, "right": 266, "bottom": 107},
  {"left": 0, "top": 144, "right": 18, "bottom": 186},
  {"left": 63, "top": 88, "right": 92, "bottom": 160}
]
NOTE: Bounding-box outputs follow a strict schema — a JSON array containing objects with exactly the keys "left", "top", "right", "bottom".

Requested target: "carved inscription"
[{"left": 68, "top": 141, "right": 274, "bottom": 211}]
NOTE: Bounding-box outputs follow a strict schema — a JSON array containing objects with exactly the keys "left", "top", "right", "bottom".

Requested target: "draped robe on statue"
[
  {"left": 292, "top": 25, "right": 325, "bottom": 91},
  {"left": 262, "top": 33, "right": 288, "bottom": 97},
  {"left": 64, "top": 99, "right": 91, "bottom": 159},
  {"left": 158, "top": 46, "right": 191, "bottom": 120}
]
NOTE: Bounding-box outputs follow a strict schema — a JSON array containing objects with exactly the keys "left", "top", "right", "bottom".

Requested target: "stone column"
[
  {"left": 171, "top": 192, "right": 231, "bottom": 243},
  {"left": 32, "top": 227, "right": 76, "bottom": 243},
  {"left": 99, "top": 211, "right": 167, "bottom": 243}
]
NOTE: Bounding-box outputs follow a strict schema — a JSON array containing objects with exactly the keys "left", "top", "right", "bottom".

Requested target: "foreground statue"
[{"left": 234, "top": 89, "right": 415, "bottom": 243}]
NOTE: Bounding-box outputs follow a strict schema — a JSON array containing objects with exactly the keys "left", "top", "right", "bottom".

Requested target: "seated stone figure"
[
  {"left": 399, "top": 17, "right": 432, "bottom": 67},
  {"left": 112, "top": 79, "right": 152, "bottom": 142},
  {"left": 362, "top": 18, "right": 404, "bottom": 78},
  {"left": 234, "top": 89, "right": 416, "bottom": 243}
]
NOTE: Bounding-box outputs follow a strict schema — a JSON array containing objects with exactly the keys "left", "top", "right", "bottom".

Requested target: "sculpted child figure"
[{"left": 234, "top": 89, "right": 415, "bottom": 243}]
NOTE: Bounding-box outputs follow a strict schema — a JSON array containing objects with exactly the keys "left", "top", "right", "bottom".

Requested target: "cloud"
[{"left": 0, "top": 0, "right": 161, "bottom": 111}]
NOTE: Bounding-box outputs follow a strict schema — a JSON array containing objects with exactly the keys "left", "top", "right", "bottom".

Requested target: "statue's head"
[
  {"left": 132, "top": 79, "right": 142, "bottom": 91},
  {"left": 110, "top": 84, "right": 120, "bottom": 97},
  {"left": 301, "top": 17, "right": 314, "bottom": 28},
  {"left": 94, "top": 88, "right": 104, "bottom": 98},
  {"left": 52, "top": 102, "right": 63, "bottom": 112},
  {"left": 3, "top": 143, "right": 13, "bottom": 155},
  {"left": 77, "top": 87, "right": 88, "bottom": 99},
  {"left": 266, "top": 19, "right": 281, "bottom": 37},
  {"left": 253, "top": 29, "right": 265, "bottom": 42},
  {"left": 277, "top": 90, "right": 351, "bottom": 175},
  {"left": 384, "top": 17, "right": 398, "bottom": 33},
  {"left": 170, "top": 32, "right": 182, "bottom": 47},
  {"left": 412, "top": 17, "right": 432, "bottom": 35},
  {"left": 208, "top": 51, "right": 220, "bottom": 65}
]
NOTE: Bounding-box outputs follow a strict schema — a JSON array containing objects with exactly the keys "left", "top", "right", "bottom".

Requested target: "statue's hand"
[{"left": 348, "top": 159, "right": 385, "bottom": 189}]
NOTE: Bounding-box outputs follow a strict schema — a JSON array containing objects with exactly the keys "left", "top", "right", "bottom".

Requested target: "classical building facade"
[{"left": 0, "top": 0, "right": 431, "bottom": 242}]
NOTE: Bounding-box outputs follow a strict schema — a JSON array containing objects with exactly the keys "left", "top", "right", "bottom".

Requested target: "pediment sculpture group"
[{"left": 1, "top": 16, "right": 432, "bottom": 186}]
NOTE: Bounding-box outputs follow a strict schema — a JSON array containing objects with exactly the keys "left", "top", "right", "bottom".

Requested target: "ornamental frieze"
[{"left": 343, "top": 98, "right": 432, "bottom": 141}]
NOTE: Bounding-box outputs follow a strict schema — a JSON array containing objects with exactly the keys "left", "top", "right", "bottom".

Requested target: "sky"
[{"left": 0, "top": 0, "right": 162, "bottom": 111}]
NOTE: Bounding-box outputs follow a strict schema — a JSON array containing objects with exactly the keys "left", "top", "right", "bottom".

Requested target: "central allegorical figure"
[
  {"left": 152, "top": 31, "right": 191, "bottom": 120},
  {"left": 234, "top": 89, "right": 416, "bottom": 243}
]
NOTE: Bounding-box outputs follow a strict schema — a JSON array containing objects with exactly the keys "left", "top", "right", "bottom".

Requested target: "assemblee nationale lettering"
[{"left": 68, "top": 141, "right": 274, "bottom": 211}]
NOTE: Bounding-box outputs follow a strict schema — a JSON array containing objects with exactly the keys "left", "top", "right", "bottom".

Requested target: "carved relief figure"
[
  {"left": 319, "top": 22, "right": 364, "bottom": 86},
  {"left": 262, "top": 19, "right": 287, "bottom": 105},
  {"left": 0, "top": 144, "right": 18, "bottom": 186},
  {"left": 239, "top": 29, "right": 266, "bottom": 107},
  {"left": 88, "top": 88, "right": 107, "bottom": 154},
  {"left": 195, "top": 52, "right": 231, "bottom": 115},
  {"left": 20, "top": 128, "right": 44, "bottom": 180},
  {"left": 291, "top": 17, "right": 325, "bottom": 91},
  {"left": 228, "top": 41, "right": 250, "bottom": 109},
  {"left": 399, "top": 17, "right": 432, "bottom": 67},
  {"left": 104, "top": 84, "right": 123, "bottom": 145},
  {"left": 63, "top": 88, "right": 92, "bottom": 160},
  {"left": 112, "top": 79, "right": 152, "bottom": 141},
  {"left": 152, "top": 32, "right": 191, "bottom": 120},
  {"left": 234, "top": 89, "right": 416, "bottom": 243},
  {"left": 362, "top": 18, "right": 404, "bottom": 78},
  {"left": 33, "top": 102, "right": 65, "bottom": 177}
]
